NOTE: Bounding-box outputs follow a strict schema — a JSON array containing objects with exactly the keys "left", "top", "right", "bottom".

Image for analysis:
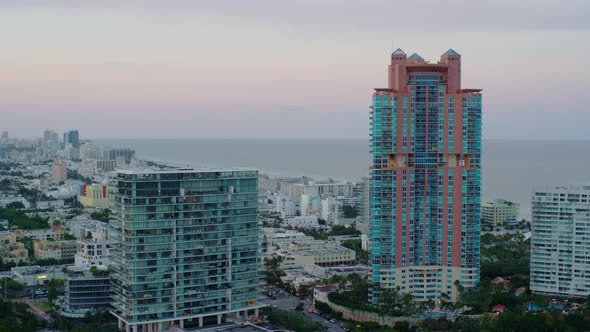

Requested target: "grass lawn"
[{"left": 33, "top": 300, "right": 53, "bottom": 313}]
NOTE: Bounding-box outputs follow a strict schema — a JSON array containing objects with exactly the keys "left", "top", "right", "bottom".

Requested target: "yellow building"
[
  {"left": 79, "top": 184, "right": 115, "bottom": 209},
  {"left": 34, "top": 240, "right": 77, "bottom": 260},
  {"left": 0, "top": 242, "right": 28, "bottom": 263},
  {"left": 10, "top": 228, "right": 65, "bottom": 242}
]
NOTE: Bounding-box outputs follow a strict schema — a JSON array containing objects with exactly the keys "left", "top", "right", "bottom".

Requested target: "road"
[
  {"left": 263, "top": 288, "right": 345, "bottom": 332},
  {"left": 302, "top": 309, "right": 345, "bottom": 332},
  {"left": 21, "top": 297, "right": 51, "bottom": 322},
  {"left": 265, "top": 293, "right": 300, "bottom": 310}
]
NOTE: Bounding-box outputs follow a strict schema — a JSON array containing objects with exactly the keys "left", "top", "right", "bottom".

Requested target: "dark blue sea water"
[{"left": 94, "top": 139, "right": 590, "bottom": 214}]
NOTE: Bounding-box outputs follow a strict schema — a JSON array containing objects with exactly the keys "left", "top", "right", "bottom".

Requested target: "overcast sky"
[{"left": 1, "top": 0, "right": 588, "bottom": 139}]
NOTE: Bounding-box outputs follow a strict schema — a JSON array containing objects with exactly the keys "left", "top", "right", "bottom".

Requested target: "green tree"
[
  {"left": 342, "top": 205, "right": 359, "bottom": 218},
  {"left": 47, "top": 279, "right": 65, "bottom": 305},
  {"left": 264, "top": 256, "right": 284, "bottom": 276},
  {"left": 63, "top": 233, "right": 77, "bottom": 240},
  {"left": 0, "top": 179, "right": 12, "bottom": 190},
  {"left": 342, "top": 239, "right": 369, "bottom": 264},
  {"left": 380, "top": 287, "right": 399, "bottom": 308},
  {"left": 394, "top": 321, "right": 410, "bottom": 332},
  {"left": 6, "top": 202, "right": 24, "bottom": 210},
  {"left": 262, "top": 307, "right": 324, "bottom": 332},
  {"left": 1, "top": 278, "right": 24, "bottom": 291},
  {"left": 90, "top": 209, "right": 110, "bottom": 222},
  {"left": 0, "top": 208, "right": 48, "bottom": 229},
  {"left": 329, "top": 225, "right": 361, "bottom": 236},
  {"left": 329, "top": 274, "right": 347, "bottom": 289}
]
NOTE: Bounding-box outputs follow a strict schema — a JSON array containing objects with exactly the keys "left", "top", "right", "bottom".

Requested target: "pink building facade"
[
  {"left": 52, "top": 159, "right": 68, "bottom": 182},
  {"left": 369, "top": 49, "right": 482, "bottom": 302}
]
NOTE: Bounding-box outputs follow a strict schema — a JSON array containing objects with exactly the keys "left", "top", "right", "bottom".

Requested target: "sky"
[{"left": 0, "top": 0, "right": 588, "bottom": 140}]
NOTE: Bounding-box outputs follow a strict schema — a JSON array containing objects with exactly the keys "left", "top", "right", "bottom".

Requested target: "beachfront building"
[
  {"left": 96, "top": 160, "right": 116, "bottom": 172},
  {"left": 530, "top": 184, "right": 590, "bottom": 298},
  {"left": 279, "top": 180, "right": 353, "bottom": 200},
  {"left": 110, "top": 168, "right": 262, "bottom": 331},
  {"left": 63, "top": 130, "right": 80, "bottom": 148},
  {"left": 369, "top": 49, "right": 482, "bottom": 302},
  {"left": 79, "top": 143, "right": 101, "bottom": 160},
  {"left": 481, "top": 199, "right": 519, "bottom": 226},
  {"left": 103, "top": 147, "right": 135, "bottom": 164},
  {"left": 43, "top": 129, "right": 60, "bottom": 151}
]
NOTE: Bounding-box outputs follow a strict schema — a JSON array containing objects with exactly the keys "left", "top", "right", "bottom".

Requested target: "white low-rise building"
[
  {"left": 36, "top": 199, "right": 65, "bottom": 209},
  {"left": 0, "top": 195, "right": 30, "bottom": 209},
  {"left": 482, "top": 199, "right": 520, "bottom": 226},
  {"left": 313, "top": 284, "right": 335, "bottom": 304},
  {"left": 34, "top": 240, "right": 77, "bottom": 260},
  {"left": 277, "top": 244, "right": 356, "bottom": 268},
  {"left": 321, "top": 196, "right": 341, "bottom": 225},
  {"left": 11, "top": 265, "right": 68, "bottom": 286},
  {"left": 75, "top": 239, "right": 111, "bottom": 268},
  {"left": 65, "top": 216, "right": 108, "bottom": 239},
  {"left": 299, "top": 194, "right": 322, "bottom": 216},
  {"left": 284, "top": 216, "right": 324, "bottom": 229},
  {"left": 275, "top": 195, "right": 297, "bottom": 218},
  {"left": 361, "top": 234, "right": 369, "bottom": 251},
  {"left": 11, "top": 228, "right": 65, "bottom": 241}
]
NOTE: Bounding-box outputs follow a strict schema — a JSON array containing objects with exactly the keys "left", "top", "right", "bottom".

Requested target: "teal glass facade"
[
  {"left": 369, "top": 49, "right": 481, "bottom": 302},
  {"left": 110, "top": 169, "right": 260, "bottom": 331}
]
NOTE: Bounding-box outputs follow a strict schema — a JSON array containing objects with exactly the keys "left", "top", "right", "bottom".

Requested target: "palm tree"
[
  {"left": 381, "top": 287, "right": 399, "bottom": 308},
  {"left": 264, "top": 256, "right": 284, "bottom": 276}
]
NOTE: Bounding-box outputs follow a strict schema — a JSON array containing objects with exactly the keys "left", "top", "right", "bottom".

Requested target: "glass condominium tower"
[
  {"left": 110, "top": 168, "right": 261, "bottom": 332},
  {"left": 369, "top": 49, "right": 482, "bottom": 303}
]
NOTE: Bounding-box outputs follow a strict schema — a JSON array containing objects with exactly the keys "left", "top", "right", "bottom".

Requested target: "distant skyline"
[{"left": 1, "top": 0, "right": 588, "bottom": 139}]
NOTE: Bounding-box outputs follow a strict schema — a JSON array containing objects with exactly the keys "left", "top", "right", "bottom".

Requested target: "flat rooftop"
[{"left": 117, "top": 167, "right": 257, "bottom": 175}]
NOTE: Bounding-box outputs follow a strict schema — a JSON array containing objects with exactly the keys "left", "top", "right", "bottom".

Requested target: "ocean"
[{"left": 94, "top": 139, "right": 590, "bottom": 215}]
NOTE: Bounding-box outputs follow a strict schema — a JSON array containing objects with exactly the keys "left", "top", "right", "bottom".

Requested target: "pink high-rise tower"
[{"left": 369, "top": 49, "right": 482, "bottom": 302}]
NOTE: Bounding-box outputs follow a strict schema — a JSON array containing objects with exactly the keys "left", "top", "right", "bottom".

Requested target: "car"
[{"left": 329, "top": 319, "right": 337, "bottom": 323}]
